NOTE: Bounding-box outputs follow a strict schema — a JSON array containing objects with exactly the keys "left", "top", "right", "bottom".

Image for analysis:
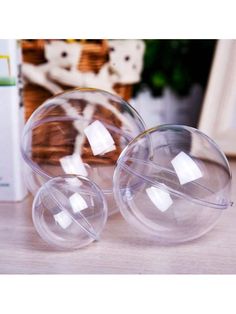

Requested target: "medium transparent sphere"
[
  {"left": 32, "top": 175, "right": 107, "bottom": 250},
  {"left": 21, "top": 88, "right": 145, "bottom": 215},
  {"left": 113, "top": 125, "right": 232, "bottom": 243}
]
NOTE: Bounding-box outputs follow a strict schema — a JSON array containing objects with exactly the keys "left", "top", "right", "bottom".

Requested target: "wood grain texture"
[{"left": 0, "top": 161, "right": 236, "bottom": 274}]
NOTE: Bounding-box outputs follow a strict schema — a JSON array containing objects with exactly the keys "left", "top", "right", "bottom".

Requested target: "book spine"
[{"left": 0, "top": 39, "right": 27, "bottom": 201}]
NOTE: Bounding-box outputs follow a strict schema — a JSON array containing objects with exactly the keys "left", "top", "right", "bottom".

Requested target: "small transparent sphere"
[
  {"left": 21, "top": 88, "right": 145, "bottom": 215},
  {"left": 113, "top": 125, "right": 232, "bottom": 243},
  {"left": 32, "top": 175, "right": 108, "bottom": 250}
]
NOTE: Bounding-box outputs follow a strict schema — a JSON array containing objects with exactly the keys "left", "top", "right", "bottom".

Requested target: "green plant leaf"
[{"left": 152, "top": 72, "right": 166, "bottom": 88}]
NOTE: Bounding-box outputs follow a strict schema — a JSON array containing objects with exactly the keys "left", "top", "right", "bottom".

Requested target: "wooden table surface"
[{"left": 0, "top": 160, "right": 236, "bottom": 274}]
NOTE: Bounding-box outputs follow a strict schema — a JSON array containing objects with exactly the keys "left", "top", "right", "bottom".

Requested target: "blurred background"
[
  {"left": 131, "top": 39, "right": 216, "bottom": 128},
  {"left": 20, "top": 39, "right": 216, "bottom": 128}
]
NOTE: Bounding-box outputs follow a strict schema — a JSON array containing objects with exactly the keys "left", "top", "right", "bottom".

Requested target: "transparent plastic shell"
[
  {"left": 21, "top": 88, "right": 145, "bottom": 215},
  {"left": 32, "top": 175, "right": 108, "bottom": 250},
  {"left": 113, "top": 125, "right": 232, "bottom": 243}
]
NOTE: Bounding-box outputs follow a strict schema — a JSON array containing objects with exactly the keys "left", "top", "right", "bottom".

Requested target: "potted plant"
[{"left": 131, "top": 40, "right": 216, "bottom": 128}]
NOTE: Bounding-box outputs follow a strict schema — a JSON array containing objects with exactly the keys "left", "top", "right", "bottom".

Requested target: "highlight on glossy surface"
[
  {"left": 21, "top": 88, "right": 146, "bottom": 215},
  {"left": 32, "top": 175, "right": 108, "bottom": 250},
  {"left": 113, "top": 124, "right": 232, "bottom": 243}
]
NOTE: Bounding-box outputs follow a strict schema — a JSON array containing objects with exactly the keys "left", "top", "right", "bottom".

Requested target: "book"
[{"left": 0, "top": 39, "right": 27, "bottom": 201}]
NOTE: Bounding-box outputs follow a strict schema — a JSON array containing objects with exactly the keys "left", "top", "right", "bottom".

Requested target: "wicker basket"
[
  {"left": 22, "top": 40, "right": 132, "bottom": 120},
  {"left": 22, "top": 40, "right": 131, "bottom": 166}
]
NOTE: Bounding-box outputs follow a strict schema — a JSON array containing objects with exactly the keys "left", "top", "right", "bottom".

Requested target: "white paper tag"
[
  {"left": 171, "top": 151, "right": 203, "bottom": 185},
  {"left": 69, "top": 193, "right": 88, "bottom": 213},
  {"left": 146, "top": 186, "right": 173, "bottom": 212},
  {"left": 84, "top": 120, "right": 116, "bottom": 156}
]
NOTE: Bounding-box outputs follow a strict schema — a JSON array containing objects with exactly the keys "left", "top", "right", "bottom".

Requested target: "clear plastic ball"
[
  {"left": 21, "top": 88, "right": 145, "bottom": 215},
  {"left": 32, "top": 175, "right": 107, "bottom": 250},
  {"left": 113, "top": 125, "right": 232, "bottom": 243}
]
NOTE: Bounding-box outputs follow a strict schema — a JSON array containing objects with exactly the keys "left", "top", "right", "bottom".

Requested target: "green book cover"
[
  {"left": 0, "top": 76, "right": 16, "bottom": 86},
  {"left": 0, "top": 53, "right": 16, "bottom": 86}
]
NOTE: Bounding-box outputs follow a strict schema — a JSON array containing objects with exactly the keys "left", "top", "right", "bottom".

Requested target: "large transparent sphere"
[
  {"left": 21, "top": 88, "right": 145, "bottom": 215},
  {"left": 113, "top": 125, "right": 232, "bottom": 243}
]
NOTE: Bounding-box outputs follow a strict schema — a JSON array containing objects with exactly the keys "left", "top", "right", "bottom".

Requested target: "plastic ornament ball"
[
  {"left": 21, "top": 88, "right": 145, "bottom": 216},
  {"left": 32, "top": 175, "right": 108, "bottom": 250},
  {"left": 113, "top": 125, "right": 232, "bottom": 243}
]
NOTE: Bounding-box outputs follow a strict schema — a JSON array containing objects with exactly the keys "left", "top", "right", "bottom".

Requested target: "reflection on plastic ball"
[
  {"left": 113, "top": 125, "right": 232, "bottom": 243},
  {"left": 32, "top": 175, "right": 107, "bottom": 250}
]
